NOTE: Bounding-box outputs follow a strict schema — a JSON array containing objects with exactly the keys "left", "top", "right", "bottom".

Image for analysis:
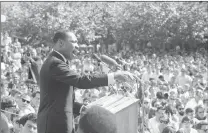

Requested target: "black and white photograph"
[{"left": 1, "top": 1, "right": 208, "bottom": 133}]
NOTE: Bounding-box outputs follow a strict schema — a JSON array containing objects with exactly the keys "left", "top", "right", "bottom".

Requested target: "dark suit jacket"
[{"left": 37, "top": 51, "right": 108, "bottom": 133}]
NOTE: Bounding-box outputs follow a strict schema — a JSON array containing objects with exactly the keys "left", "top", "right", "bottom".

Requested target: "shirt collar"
[{"left": 52, "top": 49, "right": 67, "bottom": 63}]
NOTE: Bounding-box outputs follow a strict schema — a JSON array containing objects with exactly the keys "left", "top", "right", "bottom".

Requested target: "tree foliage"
[{"left": 1, "top": 2, "right": 208, "bottom": 50}]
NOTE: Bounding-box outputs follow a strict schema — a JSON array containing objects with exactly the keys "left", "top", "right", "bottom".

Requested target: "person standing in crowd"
[{"left": 37, "top": 31, "right": 135, "bottom": 133}]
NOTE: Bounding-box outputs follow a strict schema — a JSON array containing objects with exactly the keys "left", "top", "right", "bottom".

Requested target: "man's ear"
[{"left": 58, "top": 39, "right": 65, "bottom": 48}]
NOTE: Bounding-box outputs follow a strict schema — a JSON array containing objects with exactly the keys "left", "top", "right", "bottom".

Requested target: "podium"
[{"left": 88, "top": 94, "right": 139, "bottom": 133}]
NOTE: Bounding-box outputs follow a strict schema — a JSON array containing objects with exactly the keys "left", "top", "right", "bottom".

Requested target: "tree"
[{"left": 1, "top": 2, "right": 208, "bottom": 51}]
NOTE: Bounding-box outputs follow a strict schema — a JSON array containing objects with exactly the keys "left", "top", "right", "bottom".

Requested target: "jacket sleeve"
[{"left": 50, "top": 59, "right": 108, "bottom": 89}]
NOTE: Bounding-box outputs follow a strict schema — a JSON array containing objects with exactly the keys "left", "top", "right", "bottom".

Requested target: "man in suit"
[{"left": 37, "top": 31, "right": 134, "bottom": 133}]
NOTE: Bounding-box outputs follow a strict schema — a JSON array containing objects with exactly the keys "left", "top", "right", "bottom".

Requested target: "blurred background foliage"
[{"left": 1, "top": 2, "right": 208, "bottom": 51}]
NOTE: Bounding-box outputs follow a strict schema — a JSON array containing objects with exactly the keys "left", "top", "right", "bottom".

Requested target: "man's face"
[
  {"left": 13, "top": 75, "right": 19, "bottom": 83},
  {"left": 20, "top": 96, "right": 31, "bottom": 108},
  {"left": 21, "top": 120, "right": 37, "bottom": 133},
  {"left": 143, "top": 100, "right": 150, "bottom": 108},
  {"left": 156, "top": 109, "right": 166, "bottom": 120},
  {"left": 186, "top": 112, "right": 194, "bottom": 120},
  {"left": 61, "top": 33, "right": 79, "bottom": 60},
  {"left": 19, "top": 85, "right": 28, "bottom": 94},
  {"left": 177, "top": 105, "right": 185, "bottom": 115},
  {"left": 169, "top": 91, "right": 177, "bottom": 100},
  {"left": 197, "top": 107, "right": 205, "bottom": 119}
]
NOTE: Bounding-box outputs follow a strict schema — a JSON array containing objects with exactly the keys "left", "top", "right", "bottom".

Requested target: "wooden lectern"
[{"left": 88, "top": 94, "right": 139, "bottom": 133}]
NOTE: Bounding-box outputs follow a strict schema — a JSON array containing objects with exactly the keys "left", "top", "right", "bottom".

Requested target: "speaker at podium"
[{"left": 88, "top": 94, "right": 139, "bottom": 133}]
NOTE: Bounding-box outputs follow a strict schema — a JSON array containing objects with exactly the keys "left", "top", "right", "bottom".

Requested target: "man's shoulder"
[
  {"left": 44, "top": 52, "right": 65, "bottom": 64},
  {"left": 40, "top": 53, "right": 66, "bottom": 76},
  {"left": 41, "top": 54, "right": 60, "bottom": 67}
]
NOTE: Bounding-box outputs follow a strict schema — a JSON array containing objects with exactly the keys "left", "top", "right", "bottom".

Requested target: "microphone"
[
  {"left": 115, "top": 57, "right": 129, "bottom": 66},
  {"left": 92, "top": 53, "right": 101, "bottom": 62},
  {"left": 115, "top": 57, "right": 124, "bottom": 65},
  {"left": 100, "top": 55, "right": 120, "bottom": 68}
]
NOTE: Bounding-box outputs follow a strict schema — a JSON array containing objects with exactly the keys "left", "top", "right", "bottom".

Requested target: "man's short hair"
[
  {"left": 195, "top": 105, "right": 204, "bottom": 114},
  {"left": 185, "top": 108, "right": 194, "bottom": 114},
  {"left": 181, "top": 116, "right": 191, "bottom": 123},
  {"left": 162, "top": 126, "right": 176, "bottom": 133},
  {"left": 17, "top": 113, "right": 37, "bottom": 126},
  {"left": 53, "top": 31, "right": 69, "bottom": 44},
  {"left": 9, "top": 89, "right": 22, "bottom": 97},
  {"left": 156, "top": 91, "right": 164, "bottom": 99},
  {"left": 79, "top": 105, "right": 117, "bottom": 133}
]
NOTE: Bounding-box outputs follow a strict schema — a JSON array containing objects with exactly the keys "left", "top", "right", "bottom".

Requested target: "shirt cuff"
[
  {"left": 108, "top": 73, "right": 115, "bottom": 85},
  {"left": 79, "top": 105, "right": 86, "bottom": 114}
]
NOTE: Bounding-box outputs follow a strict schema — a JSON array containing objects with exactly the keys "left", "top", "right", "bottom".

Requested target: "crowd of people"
[{"left": 1, "top": 32, "right": 208, "bottom": 133}]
